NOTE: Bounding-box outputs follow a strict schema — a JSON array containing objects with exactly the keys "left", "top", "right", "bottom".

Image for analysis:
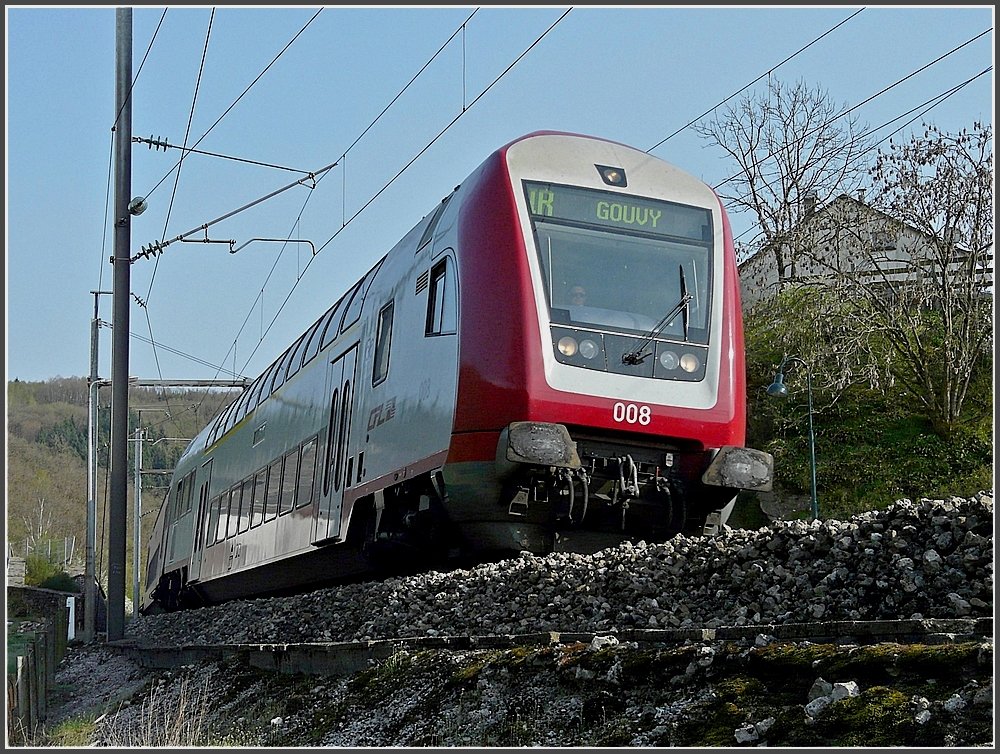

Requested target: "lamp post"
[{"left": 766, "top": 355, "right": 818, "bottom": 521}]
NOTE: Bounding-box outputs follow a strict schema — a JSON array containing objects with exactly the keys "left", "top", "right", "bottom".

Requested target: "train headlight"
[
  {"left": 659, "top": 350, "right": 680, "bottom": 370},
  {"left": 680, "top": 353, "right": 700, "bottom": 373},
  {"left": 579, "top": 339, "right": 599, "bottom": 359},
  {"left": 557, "top": 336, "right": 578, "bottom": 357}
]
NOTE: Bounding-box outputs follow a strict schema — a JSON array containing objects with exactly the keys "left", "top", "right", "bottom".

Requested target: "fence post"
[
  {"left": 15, "top": 655, "right": 30, "bottom": 743},
  {"left": 55, "top": 604, "right": 69, "bottom": 661},
  {"left": 36, "top": 632, "right": 48, "bottom": 724},
  {"left": 25, "top": 644, "right": 37, "bottom": 740}
]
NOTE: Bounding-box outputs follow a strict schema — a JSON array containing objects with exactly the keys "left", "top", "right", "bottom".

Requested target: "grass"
[{"left": 748, "top": 388, "right": 993, "bottom": 523}]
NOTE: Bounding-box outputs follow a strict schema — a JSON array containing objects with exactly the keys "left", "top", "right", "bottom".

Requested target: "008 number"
[{"left": 612, "top": 402, "right": 651, "bottom": 426}]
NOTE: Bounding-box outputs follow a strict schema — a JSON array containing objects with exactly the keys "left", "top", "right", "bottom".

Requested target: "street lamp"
[{"left": 766, "top": 355, "right": 819, "bottom": 521}]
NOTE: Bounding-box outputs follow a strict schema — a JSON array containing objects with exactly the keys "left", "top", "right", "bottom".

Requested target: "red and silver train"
[{"left": 142, "top": 131, "right": 772, "bottom": 613}]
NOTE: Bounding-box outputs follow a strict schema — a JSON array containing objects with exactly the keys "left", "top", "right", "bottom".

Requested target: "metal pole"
[
  {"left": 805, "top": 367, "right": 819, "bottom": 521},
  {"left": 133, "top": 426, "right": 142, "bottom": 619},
  {"left": 108, "top": 7, "right": 133, "bottom": 641},
  {"left": 85, "top": 290, "right": 110, "bottom": 643}
]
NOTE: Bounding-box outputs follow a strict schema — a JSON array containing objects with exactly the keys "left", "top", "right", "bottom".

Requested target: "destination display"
[{"left": 525, "top": 181, "right": 711, "bottom": 242}]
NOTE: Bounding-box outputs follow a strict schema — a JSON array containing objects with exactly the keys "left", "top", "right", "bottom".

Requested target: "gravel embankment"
[
  {"left": 44, "top": 492, "right": 993, "bottom": 747},
  {"left": 125, "top": 491, "right": 993, "bottom": 648}
]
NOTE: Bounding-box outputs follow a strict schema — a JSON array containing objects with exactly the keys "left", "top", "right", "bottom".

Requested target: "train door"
[
  {"left": 312, "top": 345, "right": 358, "bottom": 544},
  {"left": 187, "top": 458, "right": 213, "bottom": 581}
]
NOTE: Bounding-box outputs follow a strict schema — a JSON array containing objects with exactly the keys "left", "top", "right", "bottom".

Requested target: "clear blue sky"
[{"left": 5, "top": 4, "right": 994, "bottom": 384}]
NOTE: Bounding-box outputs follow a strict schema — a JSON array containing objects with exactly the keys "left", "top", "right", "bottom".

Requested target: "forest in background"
[{"left": 6, "top": 377, "right": 239, "bottom": 593}]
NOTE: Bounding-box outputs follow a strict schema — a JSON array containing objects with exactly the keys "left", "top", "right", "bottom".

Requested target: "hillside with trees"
[{"left": 6, "top": 378, "right": 240, "bottom": 589}]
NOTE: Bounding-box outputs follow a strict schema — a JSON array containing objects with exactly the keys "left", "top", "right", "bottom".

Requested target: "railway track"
[{"left": 109, "top": 617, "right": 993, "bottom": 678}]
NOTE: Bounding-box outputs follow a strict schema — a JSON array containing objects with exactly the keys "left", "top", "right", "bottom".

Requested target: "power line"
[
  {"left": 100, "top": 9, "right": 168, "bottom": 318},
  {"left": 112, "top": 8, "right": 167, "bottom": 131},
  {"left": 206, "top": 10, "right": 481, "bottom": 385},
  {"left": 235, "top": 9, "right": 573, "bottom": 375},
  {"left": 99, "top": 319, "right": 248, "bottom": 378},
  {"left": 139, "top": 8, "right": 324, "bottom": 203},
  {"left": 646, "top": 8, "right": 865, "bottom": 153},
  {"left": 143, "top": 10, "right": 217, "bottom": 424},
  {"left": 726, "top": 69, "right": 992, "bottom": 257},
  {"left": 710, "top": 28, "right": 993, "bottom": 193}
]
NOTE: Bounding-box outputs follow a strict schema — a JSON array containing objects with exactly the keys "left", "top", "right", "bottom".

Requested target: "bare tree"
[
  {"left": 22, "top": 497, "right": 54, "bottom": 556},
  {"left": 694, "top": 77, "right": 871, "bottom": 283},
  {"left": 799, "top": 123, "right": 994, "bottom": 436}
]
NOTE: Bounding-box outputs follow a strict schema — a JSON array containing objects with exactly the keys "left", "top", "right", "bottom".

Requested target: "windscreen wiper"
[{"left": 622, "top": 265, "right": 691, "bottom": 365}]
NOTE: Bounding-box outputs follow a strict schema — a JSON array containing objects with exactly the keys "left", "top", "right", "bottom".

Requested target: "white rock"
[
  {"left": 944, "top": 694, "right": 967, "bottom": 713},
  {"left": 805, "top": 696, "right": 832, "bottom": 717},
  {"left": 831, "top": 681, "right": 860, "bottom": 701}
]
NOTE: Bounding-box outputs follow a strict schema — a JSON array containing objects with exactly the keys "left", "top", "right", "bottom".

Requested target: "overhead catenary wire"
[
  {"left": 133, "top": 137, "right": 313, "bottom": 175},
  {"left": 645, "top": 7, "right": 866, "bottom": 154},
  {"left": 726, "top": 68, "right": 992, "bottom": 259},
  {"left": 142, "top": 9, "right": 217, "bottom": 422},
  {"left": 234, "top": 8, "right": 573, "bottom": 376},
  {"left": 710, "top": 27, "right": 993, "bottom": 194},
  {"left": 138, "top": 7, "right": 324, "bottom": 204},
  {"left": 211, "top": 8, "right": 483, "bottom": 381},
  {"left": 99, "top": 319, "right": 247, "bottom": 378}
]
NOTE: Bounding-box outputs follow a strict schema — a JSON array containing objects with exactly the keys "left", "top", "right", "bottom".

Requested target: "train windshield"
[{"left": 524, "top": 181, "right": 713, "bottom": 344}]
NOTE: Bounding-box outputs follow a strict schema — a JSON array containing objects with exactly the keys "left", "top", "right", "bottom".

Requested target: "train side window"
[
  {"left": 280, "top": 448, "right": 299, "bottom": 516},
  {"left": 224, "top": 390, "right": 249, "bottom": 434},
  {"left": 425, "top": 257, "right": 457, "bottom": 335},
  {"left": 173, "top": 479, "right": 185, "bottom": 523},
  {"left": 225, "top": 486, "right": 241, "bottom": 539},
  {"left": 296, "top": 437, "right": 318, "bottom": 508},
  {"left": 248, "top": 361, "right": 277, "bottom": 412},
  {"left": 250, "top": 469, "right": 267, "bottom": 528},
  {"left": 286, "top": 317, "right": 320, "bottom": 382},
  {"left": 372, "top": 300, "right": 394, "bottom": 386},
  {"left": 319, "top": 296, "right": 349, "bottom": 351},
  {"left": 206, "top": 496, "right": 221, "bottom": 547},
  {"left": 302, "top": 305, "right": 336, "bottom": 367},
  {"left": 265, "top": 458, "right": 282, "bottom": 522},
  {"left": 341, "top": 259, "right": 384, "bottom": 334},
  {"left": 210, "top": 393, "right": 239, "bottom": 444},
  {"left": 417, "top": 196, "right": 450, "bottom": 252},
  {"left": 214, "top": 495, "right": 228, "bottom": 544},
  {"left": 238, "top": 478, "right": 253, "bottom": 533},
  {"left": 322, "top": 388, "right": 340, "bottom": 497},
  {"left": 183, "top": 471, "right": 195, "bottom": 514},
  {"left": 333, "top": 280, "right": 365, "bottom": 338},
  {"left": 270, "top": 335, "right": 302, "bottom": 395},
  {"left": 233, "top": 382, "right": 260, "bottom": 427}
]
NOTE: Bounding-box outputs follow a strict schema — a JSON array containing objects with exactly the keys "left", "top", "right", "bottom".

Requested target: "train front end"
[{"left": 447, "top": 131, "right": 772, "bottom": 554}]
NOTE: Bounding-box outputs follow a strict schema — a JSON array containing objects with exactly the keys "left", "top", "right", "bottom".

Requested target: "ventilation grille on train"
[{"left": 415, "top": 269, "right": 429, "bottom": 294}]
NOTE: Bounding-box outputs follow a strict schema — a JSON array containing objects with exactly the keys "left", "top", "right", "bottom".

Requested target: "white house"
[{"left": 738, "top": 193, "right": 993, "bottom": 309}]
